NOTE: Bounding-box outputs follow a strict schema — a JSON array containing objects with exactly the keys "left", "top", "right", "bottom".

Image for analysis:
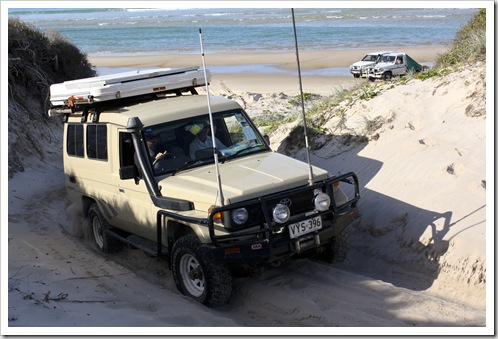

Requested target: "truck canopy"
[{"left": 405, "top": 54, "right": 425, "bottom": 72}]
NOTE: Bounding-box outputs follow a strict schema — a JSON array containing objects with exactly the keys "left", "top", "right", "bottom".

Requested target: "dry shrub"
[
  {"left": 8, "top": 17, "right": 96, "bottom": 116},
  {"left": 8, "top": 17, "right": 96, "bottom": 177}
]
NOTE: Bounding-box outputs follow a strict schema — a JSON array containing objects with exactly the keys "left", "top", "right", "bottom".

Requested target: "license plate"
[{"left": 288, "top": 216, "right": 322, "bottom": 239}]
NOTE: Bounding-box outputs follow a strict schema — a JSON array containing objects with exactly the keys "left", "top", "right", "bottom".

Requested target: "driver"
[
  {"left": 189, "top": 122, "right": 226, "bottom": 160},
  {"left": 145, "top": 131, "right": 167, "bottom": 162}
]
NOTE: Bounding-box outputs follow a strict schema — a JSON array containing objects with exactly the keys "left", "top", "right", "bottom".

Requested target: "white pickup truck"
[
  {"left": 365, "top": 52, "right": 428, "bottom": 81},
  {"left": 349, "top": 51, "right": 391, "bottom": 78}
]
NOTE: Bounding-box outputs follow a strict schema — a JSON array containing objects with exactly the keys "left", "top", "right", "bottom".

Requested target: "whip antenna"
[
  {"left": 291, "top": 9, "right": 314, "bottom": 186},
  {"left": 199, "top": 28, "right": 225, "bottom": 206}
]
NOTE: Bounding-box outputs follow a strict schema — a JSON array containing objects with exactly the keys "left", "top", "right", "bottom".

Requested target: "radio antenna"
[
  {"left": 291, "top": 9, "right": 314, "bottom": 186},
  {"left": 199, "top": 28, "right": 225, "bottom": 206}
]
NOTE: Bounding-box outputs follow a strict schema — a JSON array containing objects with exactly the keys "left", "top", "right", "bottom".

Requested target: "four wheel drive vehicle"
[
  {"left": 366, "top": 52, "right": 428, "bottom": 81},
  {"left": 349, "top": 51, "right": 391, "bottom": 78},
  {"left": 49, "top": 67, "right": 361, "bottom": 307}
]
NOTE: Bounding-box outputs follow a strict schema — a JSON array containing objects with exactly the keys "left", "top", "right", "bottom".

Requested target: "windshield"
[
  {"left": 361, "top": 54, "right": 378, "bottom": 62},
  {"left": 142, "top": 109, "right": 269, "bottom": 176}
]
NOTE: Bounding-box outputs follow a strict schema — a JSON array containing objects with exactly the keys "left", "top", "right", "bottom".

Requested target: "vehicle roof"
[
  {"left": 366, "top": 51, "right": 392, "bottom": 55},
  {"left": 66, "top": 95, "right": 242, "bottom": 127}
]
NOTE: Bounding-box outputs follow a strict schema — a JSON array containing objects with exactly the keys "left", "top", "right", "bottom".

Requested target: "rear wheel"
[
  {"left": 87, "top": 203, "right": 121, "bottom": 253},
  {"left": 172, "top": 235, "right": 232, "bottom": 307}
]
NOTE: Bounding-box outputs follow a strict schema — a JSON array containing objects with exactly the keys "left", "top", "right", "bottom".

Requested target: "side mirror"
[
  {"left": 119, "top": 165, "right": 137, "bottom": 180},
  {"left": 264, "top": 134, "right": 270, "bottom": 145}
]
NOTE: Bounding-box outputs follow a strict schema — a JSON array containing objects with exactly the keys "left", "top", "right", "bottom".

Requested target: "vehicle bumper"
[
  {"left": 204, "top": 206, "right": 359, "bottom": 263},
  {"left": 368, "top": 72, "right": 383, "bottom": 79},
  {"left": 351, "top": 70, "right": 368, "bottom": 77}
]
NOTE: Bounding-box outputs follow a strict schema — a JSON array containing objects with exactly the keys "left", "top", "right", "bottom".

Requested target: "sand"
[{"left": 5, "top": 47, "right": 491, "bottom": 334}]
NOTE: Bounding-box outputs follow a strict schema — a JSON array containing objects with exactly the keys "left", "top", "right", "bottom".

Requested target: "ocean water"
[{"left": 8, "top": 7, "right": 480, "bottom": 56}]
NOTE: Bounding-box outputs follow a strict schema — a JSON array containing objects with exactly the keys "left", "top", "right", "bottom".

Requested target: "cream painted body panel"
[{"left": 159, "top": 152, "right": 329, "bottom": 212}]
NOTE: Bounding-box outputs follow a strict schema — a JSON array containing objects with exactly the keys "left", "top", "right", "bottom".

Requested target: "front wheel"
[
  {"left": 318, "top": 231, "right": 349, "bottom": 263},
  {"left": 172, "top": 235, "right": 232, "bottom": 307},
  {"left": 383, "top": 72, "right": 392, "bottom": 81}
]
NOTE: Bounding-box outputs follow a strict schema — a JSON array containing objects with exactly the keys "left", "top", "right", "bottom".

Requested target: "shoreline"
[
  {"left": 88, "top": 46, "right": 448, "bottom": 95},
  {"left": 88, "top": 46, "right": 447, "bottom": 69}
]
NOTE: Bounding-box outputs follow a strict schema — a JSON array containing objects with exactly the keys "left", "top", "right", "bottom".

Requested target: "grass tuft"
[{"left": 435, "top": 9, "right": 486, "bottom": 68}]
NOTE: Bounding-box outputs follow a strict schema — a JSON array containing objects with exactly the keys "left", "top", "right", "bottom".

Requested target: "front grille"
[{"left": 265, "top": 189, "right": 315, "bottom": 217}]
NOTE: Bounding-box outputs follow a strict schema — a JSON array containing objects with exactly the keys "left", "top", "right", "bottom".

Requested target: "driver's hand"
[{"left": 155, "top": 151, "right": 167, "bottom": 160}]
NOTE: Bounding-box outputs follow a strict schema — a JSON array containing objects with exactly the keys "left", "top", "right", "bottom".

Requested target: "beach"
[
  {"left": 6, "top": 6, "right": 490, "bottom": 334},
  {"left": 6, "top": 60, "right": 488, "bottom": 333},
  {"left": 88, "top": 46, "right": 447, "bottom": 94}
]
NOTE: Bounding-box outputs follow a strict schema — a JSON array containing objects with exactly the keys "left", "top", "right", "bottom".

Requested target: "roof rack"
[{"left": 48, "top": 66, "right": 210, "bottom": 117}]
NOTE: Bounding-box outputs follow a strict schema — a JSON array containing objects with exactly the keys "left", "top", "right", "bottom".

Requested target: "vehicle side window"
[
  {"left": 87, "top": 124, "right": 108, "bottom": 160},
  {"left": 66, "top": 124, "right": 84, "bottom": 157},
  {"left": 119, "top": 132, "right": 135, "bottom": 167}
]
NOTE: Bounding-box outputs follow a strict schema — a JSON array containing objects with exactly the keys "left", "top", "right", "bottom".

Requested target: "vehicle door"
[
  {"left": 393, "top": 55, "right": 408, "bottom": 76},
  {"left": 113, "top": 131, "right": 157, "bottom": 240}
]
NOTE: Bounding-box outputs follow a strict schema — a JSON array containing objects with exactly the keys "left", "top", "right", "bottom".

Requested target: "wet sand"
[{"left": 88, "top": 46, "right": 447, "bottom": 95}]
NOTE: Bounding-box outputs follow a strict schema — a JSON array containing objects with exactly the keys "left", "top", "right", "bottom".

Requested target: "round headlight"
[
  {"left": 314, "top": 192, "right": 331, "bottom": 212},
  {"left": 272, "top": 203, "right": 290, "bottom": 224},
  {"left": 231, "top": 208, "right": 249, "bottom": 225}
]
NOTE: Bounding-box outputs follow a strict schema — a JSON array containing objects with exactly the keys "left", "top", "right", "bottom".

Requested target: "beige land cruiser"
[{"left": 53, "top": 68, "right": 360, "bottom": 306}]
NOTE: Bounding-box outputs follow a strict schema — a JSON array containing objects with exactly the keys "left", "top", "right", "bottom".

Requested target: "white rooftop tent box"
[{"left": 49, "top": 66, "right": 210, "bottom": 108}]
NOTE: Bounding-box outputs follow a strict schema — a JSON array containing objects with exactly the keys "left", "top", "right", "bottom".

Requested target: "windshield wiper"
[
  {"left": 221, "top": 145, "right": 265, "bottom": 162},
  {"left": 171, "top": 159, "right": 206, "bottom": 176},
  {"left": 171, "top": 145, "right": 266, "bottom": 173}
]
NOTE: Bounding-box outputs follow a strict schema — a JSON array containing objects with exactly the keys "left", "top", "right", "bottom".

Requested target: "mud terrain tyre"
[
  {"left": 87, "top": 203, "right": 122, "bottom": 253},
  {"left": 383, "top": 72, "right": 392, "bottom": 81},
  {"left": 172, "top": 235, "right": 232, "bottom": 307},
  {"left": 319, "top": 231, "right": 349, "bottom": 263}
]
